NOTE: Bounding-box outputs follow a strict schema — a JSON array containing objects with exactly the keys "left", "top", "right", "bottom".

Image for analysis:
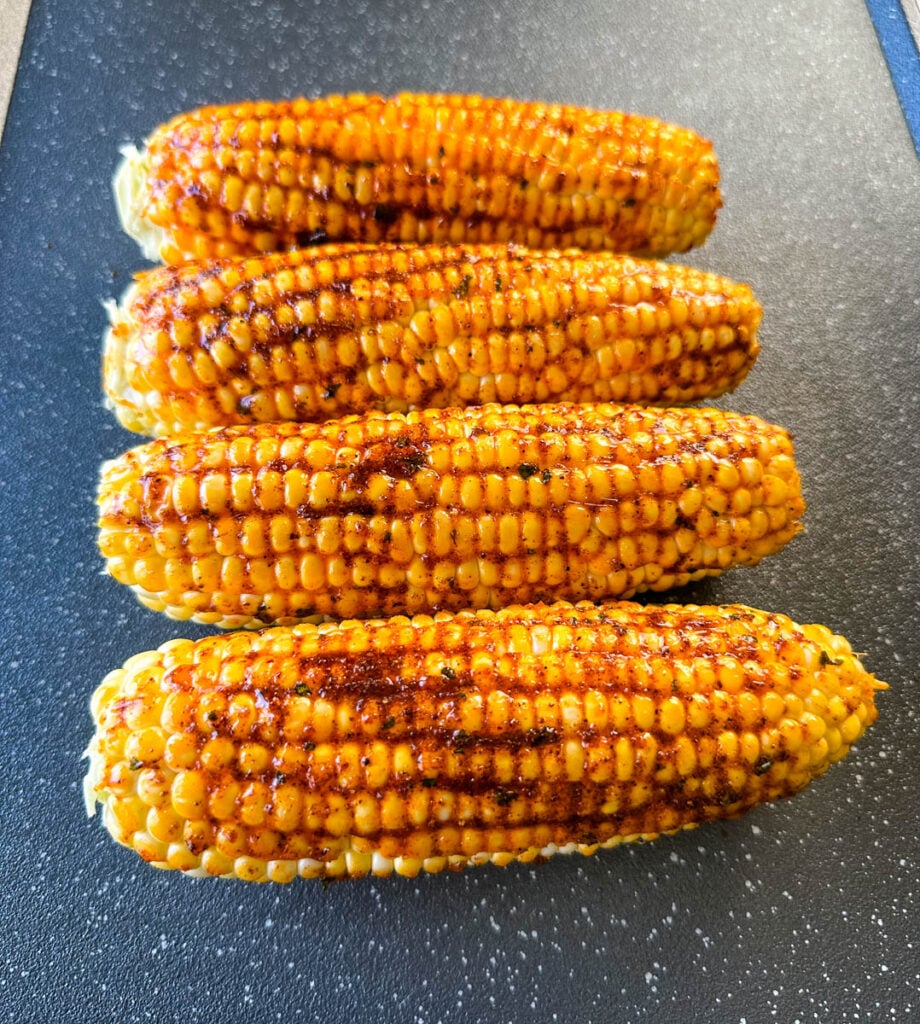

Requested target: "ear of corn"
[
  {"left": 115, "top": 93, "right": 721, "bottom": 264},
  {"left": 103, "top": 243, "right": 761, "bottom": 436},
  {"left": 84, "top": 600, "right": 884, "bottom": 882},
  {"left": 97, "top": 403, "right": 804, "bottom": 628}
]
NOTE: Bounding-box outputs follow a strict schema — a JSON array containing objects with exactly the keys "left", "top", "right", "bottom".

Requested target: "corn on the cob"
[
  {"left": 97, "top": 403, "right": 804, "bottom": 627},
  {"left": 84, "top": 599, "right": 883, "bottom": 881},
  {"left": 114, "top": 94, "right": 722, "bottom": 264},
  {"left": 104, "top": 243, "right": 761, "bottom": 436}
]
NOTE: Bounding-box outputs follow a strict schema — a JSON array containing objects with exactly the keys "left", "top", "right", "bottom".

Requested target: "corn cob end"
[
  {"left": 102, "top": 287, "right": 143, "bottom": 433},
  {"left": 113, "top": 144, "right": 169, "bottom": 263}
]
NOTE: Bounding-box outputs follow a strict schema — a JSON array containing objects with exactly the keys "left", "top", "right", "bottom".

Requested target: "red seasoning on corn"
[
  {"left": 114, "top": 94, "right": 722, "bottom": 263},
  {"left": 83, "top": 600, "right": 884, "bottom": 882},
  {"left": 96, "top": 403, "right": 805, "bottom": 628},
  {"left": 103, "top": 244, "right": 761, "bottom": 436}
]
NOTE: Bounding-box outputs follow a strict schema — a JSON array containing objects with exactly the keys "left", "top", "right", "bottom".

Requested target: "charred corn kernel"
[
  {"left": 103, "top": 243, "right": 760, "bottom": 435},
  {"left": 84, "top": 599, "right": 884, "bottom": 881},
  {"left": 114, "top": 94, "right": 721, "bottom": 264},
  {"left": 97, "top": 403, "right": 805, "bottom": 627}
]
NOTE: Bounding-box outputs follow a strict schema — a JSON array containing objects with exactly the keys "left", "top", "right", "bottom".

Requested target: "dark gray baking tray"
[{"left": 1, "top": 2, "right": 918, "bottom": 1021}]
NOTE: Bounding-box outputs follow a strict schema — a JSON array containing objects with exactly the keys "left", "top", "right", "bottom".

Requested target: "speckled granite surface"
[{"left": 1, "top": 2, "right": 918, "bottom": 1021}]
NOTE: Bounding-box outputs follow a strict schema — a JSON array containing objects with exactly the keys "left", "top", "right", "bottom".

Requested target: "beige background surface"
[{"left": 0, "top": 0, "right": 31, "bottom": 141}]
